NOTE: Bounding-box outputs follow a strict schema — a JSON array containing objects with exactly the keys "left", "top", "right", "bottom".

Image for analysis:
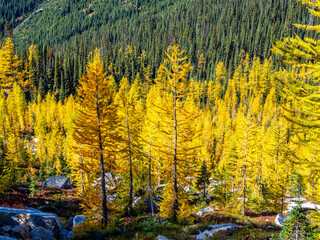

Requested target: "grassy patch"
[{"left": 72, "top": 212, "right": 280, "bottom": 240}]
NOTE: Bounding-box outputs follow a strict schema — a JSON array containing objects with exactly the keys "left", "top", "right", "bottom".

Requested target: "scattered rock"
[
  {"left": 182, "top": 185, "right": 190, "bottom": 193},
  {"left": 29, "top": 226, "right": 54, "bottom": 240},
  {"left": 196, "top": 230, "right": 213, "bottom": 240},
  {"left": 42, "top": 176, "right": 72, "bottom": 189},
  {"left": 38, "top": 206, "right": 59, "bottom": 215},
  {"left": 0, "top": 207, "right": 62, "bottom": 239},
  {"left": 157, "top": 236, "right": 171, "bottom": 240},
  {"left": 196, "top": 207, "right": 214, "bottom": 216},
  {"left": 275, "top": 214, "right": 286, "bottom": 227},
  {"left": 287, "top": 200, "right": 320, "bottom": 214},
  {"left": 210, "top": 223, "right": 239, "bottom": 233},
  {"left": 12, "top": 225, "right": 30, "bottom": 240},
  {"left": 73, "top": 215, "right": 86, "bottom": 227},
  {"left": 288, "top": 197, "right": 307, "bottom": 203},
  {"left": 66, "top": 217, "right": 73, "bottom": 230},
  {"left": 33, "top": 215, "right": 62, "bottom": 238},
  {"left": 195, "top": 223, "right": 239, "bottom": 240},
  {"left": 93, "top": 172, "right": 116, "bottom": 191}
]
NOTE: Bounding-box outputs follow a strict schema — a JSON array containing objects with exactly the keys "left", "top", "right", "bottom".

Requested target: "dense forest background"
[{"left": 0, "top": 0, "right": 317, "bottom": 101}]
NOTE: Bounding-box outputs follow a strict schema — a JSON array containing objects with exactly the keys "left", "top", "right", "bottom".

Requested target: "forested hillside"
[
  {"left": 0, "top": 0, "right": 316, "bottom": 101},
  {"left": 0, "top": 0, "right": 41, "bottom": 34}
]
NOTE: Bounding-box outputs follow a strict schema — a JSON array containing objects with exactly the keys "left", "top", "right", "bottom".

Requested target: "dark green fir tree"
[
  {"left": 195, "top": 161, "right": 211, "bottom": 199},
  {"left": 272, "top": 202, "right": 318, "bottom": 240}
]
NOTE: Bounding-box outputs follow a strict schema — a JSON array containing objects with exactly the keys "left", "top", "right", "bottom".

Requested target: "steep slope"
[
  {"left": 0, "top": 0, "right": 42, "bottom": 34},
  {"left": 10, "top": 0, "right": 312, "bottom": 79}
]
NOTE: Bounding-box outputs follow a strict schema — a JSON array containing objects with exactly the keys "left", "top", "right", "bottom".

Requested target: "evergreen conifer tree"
[
  {"left": 273, "top": 202, "right": 317, "bottom": 240},
  {"left": 195, "top": 161, "right": 211, "bottom": 199}
]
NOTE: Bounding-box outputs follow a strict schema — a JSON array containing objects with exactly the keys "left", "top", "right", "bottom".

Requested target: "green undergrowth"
[{"left": 73, "top": 212, "right": 280, "bottom": 240}]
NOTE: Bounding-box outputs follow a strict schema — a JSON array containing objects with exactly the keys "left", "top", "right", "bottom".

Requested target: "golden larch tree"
[
  {"left": 153, "top": 45, "right": 200, "bottom": 221},
  {"left": 0, "top": 38, "right": 27, "bottom": 91},
  {"left": 73, "top": 49, "right": 121, "bottom": 226}
]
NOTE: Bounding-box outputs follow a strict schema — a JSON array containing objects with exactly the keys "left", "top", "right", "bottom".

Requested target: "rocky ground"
[{"left": 0, "top": 177, "right": 283, "bottom": 240}]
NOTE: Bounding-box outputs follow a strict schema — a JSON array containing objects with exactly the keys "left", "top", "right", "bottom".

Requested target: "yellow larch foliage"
[
  {"left": 73, "top": 49, "right": 121, "bottom": 226},
  {"left": 0, "top": 38, "right": 28, "bottom": 91},
  {"left": 230, "top": 106, "right": 260, "bottom": 216},
  {"left": 153, "top": 45, "right": 200, "bottom": 221},
  {"left": 114, "top": 76, "right": 144, "bottom": 216},
  {"left": 142, "top": 85, "right": 163, "bottom": 216}
]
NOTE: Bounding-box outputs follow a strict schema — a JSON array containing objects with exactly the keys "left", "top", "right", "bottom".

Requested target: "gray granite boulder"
[
  {"left": 196, "top": 207, "right": 214, "bottom": 216},
  {"left": 0, "top": 207, "right": 62, "bottom": 239},
  {"left": 287, "top": 200, "right": 320, "bottom": 214},
  {"left": 29, "top": 226, "right": 54, "bottom": 240},
  {"left": 210, "top": 223, "right": 239, "bottom": 233},
  {"left": 196, "top": 230, "right": 213, "bottom": 240},
  {"left": 73, "top": 215, "right": 86, "bottom": 227},
  {"left": 275, "top": 214, "right": 286, "bottom": 227},
  {"left": 157, "top": 236, "right": 171, "bottom": 240},
  {"left": 42, "top": 176, "right": 72, "bottom": 189},
  {"left": 196, "top": 223, "right": 239, "bottom": 240},
  {"left": 12, "top": 225, "right": 30, "bottom": 240},
  {"left": 93, "top": 172, "right": 117, "bottom": 191}
]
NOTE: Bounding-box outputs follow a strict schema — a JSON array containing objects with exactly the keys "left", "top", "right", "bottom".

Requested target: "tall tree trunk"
[
  {"left": 96, "top": 88, "right": 108, "bottom": 226},
  {"left": 242, "top": 124, "right": 249, "bottom": 217},
  {"left": 258, "top": 162, "right": 262, "bottom": 197},
  {"left": 126, "top": 116, "right": 133, "bottom": 215},
  {"left": 311, "top": 173, "right": 315, "bottom": 199},
  {"left": 157, "top": 158, "right": 161, "bottom": 186},
  {"left": 281, "top": 185, "right": 284, "bottom": 214},
  {"left": 99, "top": 145, "right": 108, "bottom": 226},
  {"left": 80, "top": 156, "right": 85, "bottom": 193},
  {"left": 276, "top": 121, "right": 280, "bottom": 182},
  {"left": 173, "top": 68, "right": 178, "bottom": 220},
  {"left": 242, "top": 165, "right": 247, "bottom": 217},
  {"left": 148, "top": 133, "right": 154, "bottom": 216}
]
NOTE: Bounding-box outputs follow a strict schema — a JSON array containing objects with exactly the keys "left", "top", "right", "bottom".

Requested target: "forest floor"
[
  {"left": 0, "top": 184, "right": 280, "bottom": 240},
  {"left": 0, "top": 184, "right": 82, "bottom": 227}
]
